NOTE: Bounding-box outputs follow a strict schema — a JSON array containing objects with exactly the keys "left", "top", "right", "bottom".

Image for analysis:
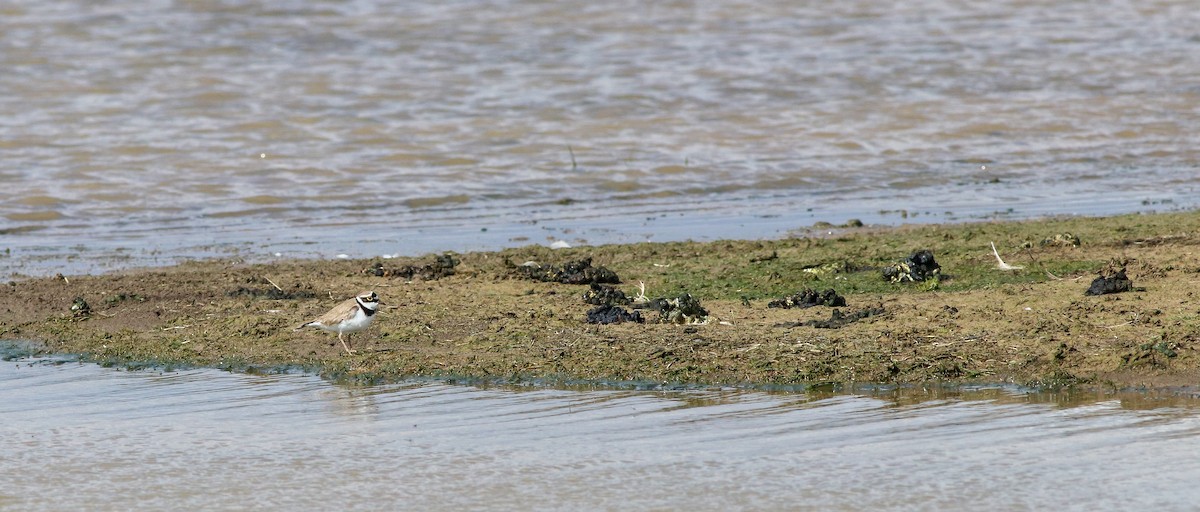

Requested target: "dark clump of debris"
[
  {"left": 583, "top": 283, "right": 630, "bottom": 306},
  {"left": 883, "top": 250, "right": 941, "bottom": 283},
  {"left": 516, "top": 257, "right": 620, "bottom": 285},
  {"left": 1085, "top": 267, "right": 1134, "bottom": 296},
  {"left": 1041, "top": 233, "right": 1082, "bottom": 248},
  {"left": 227, "top": 287, "right": 317, "bottom": 300},
  {"left": 70, "top": 296, "right": 90, "bottom": 319},
  {"left": 586, "top": 305, "right": 645, "bottom": 324},
  {"left": 635, "top": 293, "right": 710, "bottom": 324},
  {"left": 768, "top": 288, "right": 846, "bottom": 309},
  {"left": 366, "top": 253, "right": 459, "bottom": 280},
  {"left": 776, "top": 307, "right": 886, "bottom": 329}
]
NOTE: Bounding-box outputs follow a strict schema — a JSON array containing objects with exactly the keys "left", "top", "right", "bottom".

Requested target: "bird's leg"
[{"left": 338, "top": 332, "right": 354, "bottom": 355}]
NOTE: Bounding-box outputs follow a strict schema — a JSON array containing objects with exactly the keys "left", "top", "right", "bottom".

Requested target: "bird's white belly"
[{"left": 319, "top": 310, "right": 373, "bottom": 334}]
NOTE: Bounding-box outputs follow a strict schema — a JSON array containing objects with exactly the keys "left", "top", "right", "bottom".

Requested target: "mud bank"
[{"left": 4, "top": 211, "right": 1200, "bottom": 390}]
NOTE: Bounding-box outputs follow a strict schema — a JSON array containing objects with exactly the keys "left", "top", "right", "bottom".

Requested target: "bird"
[{"left": 296, "top": 291, "right": 381, "bottom": 355}]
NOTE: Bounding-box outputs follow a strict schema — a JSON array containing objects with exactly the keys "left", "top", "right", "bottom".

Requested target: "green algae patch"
[{"left": 5, "top": 210, "right": 1200, "bottom": 390}]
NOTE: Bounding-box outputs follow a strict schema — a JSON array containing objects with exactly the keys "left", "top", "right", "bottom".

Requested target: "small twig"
[
  {"left": 263, "top": 276, "right": 283, "bottom": 292},
  {"left": 567, "top": 145, "right": 577, "bottom": 171},
  {"left": 991, "top": 242, "right": 1024, "bottom": 270},
  {"left": 264, "top": 276, "right": 284, "bottom": 292}
]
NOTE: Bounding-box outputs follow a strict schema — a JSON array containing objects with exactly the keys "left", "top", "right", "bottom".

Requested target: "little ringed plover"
[{"left": 296, "top": 290, "right": 380, "bottom": 355}]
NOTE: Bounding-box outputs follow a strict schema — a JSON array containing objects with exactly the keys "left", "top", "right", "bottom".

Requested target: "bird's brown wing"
[{"left": 303, "top": 298, "right": 359, "bottom": 327}]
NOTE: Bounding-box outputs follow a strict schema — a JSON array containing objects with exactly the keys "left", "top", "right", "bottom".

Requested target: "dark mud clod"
[
  {"left": 70, "top": 296, "right": 90, "bottom": 318},
  {"left": 1041, "top": 233, "right": 1082, "bottom": 248},
  {"left": 516, "top": 257, "right": 620, "bottom": 285},
  {"left": 775, "top": 306, "right": 886, "bottom": 329},
  {"left": 582, "top": 283, "right": 630, "bottom": 306},
  {"left": 367, "top": 253, "right": 459, "bottom": 280},
  {"left": 1085, "top": 267, "right": 1133, "bottom": 296},
  {"left": 883, "top": 250, "right": 941, "bottom": 283},
  {"left": 586, "top": 305, "right": 644, "bottom": 324},
  {"left": 768, "top": 288, "right": 846, "bottom": 309},
  {"left": 636, "top": 293, "right": 710, "bottom": 324}
]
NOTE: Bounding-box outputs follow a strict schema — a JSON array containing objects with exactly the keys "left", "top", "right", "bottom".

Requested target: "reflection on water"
[
  {"left": 4, "top": 353, "right": 1200, "bottom": 511},
  {"left": 2, "top": 0, "right": 1199, "bottom": 275}
]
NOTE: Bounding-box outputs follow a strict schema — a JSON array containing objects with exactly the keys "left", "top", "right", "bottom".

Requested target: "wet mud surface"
[{"left": 5, "top": 211, "right": 1200, "bottom": 390}]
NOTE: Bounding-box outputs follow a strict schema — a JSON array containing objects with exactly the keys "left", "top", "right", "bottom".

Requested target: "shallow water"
[
  {"left": 4, "top": 353, "right": 1200, "bottom": 511},
  {"left": 3, "top": 0, "right": 1199, "bottom": 276}
]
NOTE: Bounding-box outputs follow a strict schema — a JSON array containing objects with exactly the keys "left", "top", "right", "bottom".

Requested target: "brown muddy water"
[
  {"left": 4, "top": 351, "right": 1200, "bottom": 510},
  {"left": 3, "top": 1, "right": 1200, "bottom": 276}
]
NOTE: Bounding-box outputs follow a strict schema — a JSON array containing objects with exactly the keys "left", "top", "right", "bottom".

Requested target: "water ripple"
[
  {"left": 3, "top": 0, "right": 1199, "bottom": 275},
  {"left": 9, "top": 355, "right": 1200, "bottom": 510}
]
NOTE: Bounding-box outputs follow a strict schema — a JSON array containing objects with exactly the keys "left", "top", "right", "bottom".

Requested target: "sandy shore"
[{"left": 4, "top": 210, "right": 1200, "bottom": 391}]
